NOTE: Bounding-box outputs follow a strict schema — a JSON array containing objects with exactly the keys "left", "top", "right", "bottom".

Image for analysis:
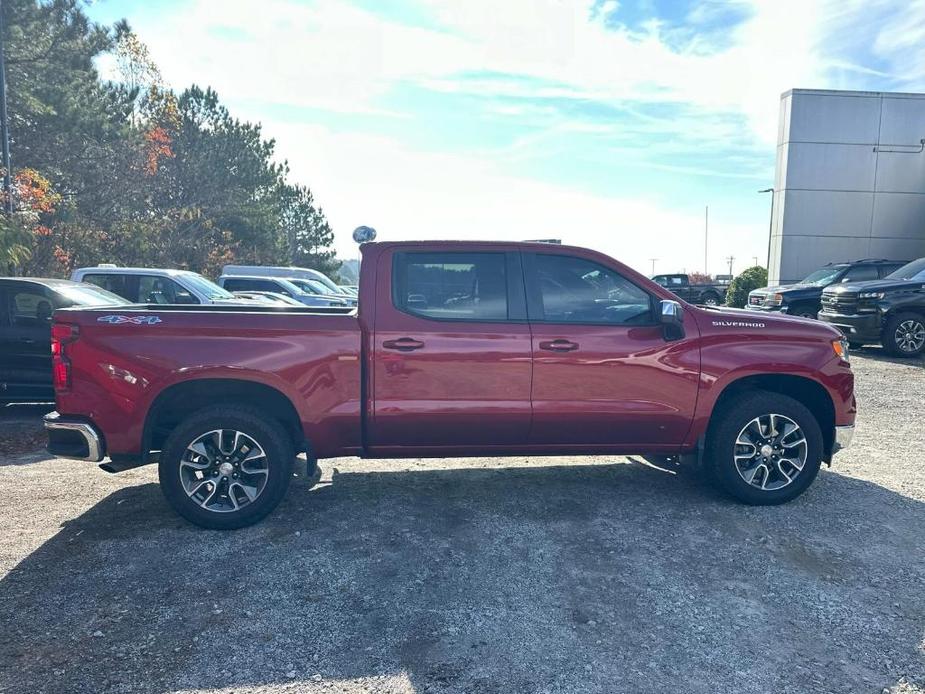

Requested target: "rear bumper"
[
  {"left": 818, "top": 311, "right": 881, "bottom": 342},
  {"left": 44, "top": 412, "right": 105, "bottom": 462}
]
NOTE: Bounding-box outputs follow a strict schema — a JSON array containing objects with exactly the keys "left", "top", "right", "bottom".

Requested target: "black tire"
[
  {"left": 158, "top": 405, "right": 295, "bottom": 529},
  {"left": 705, "top": 391, "right": 823, "bottom": 505},
  {"left": 701, "top": 292, "right": 720, "bottom": 306},
  {"left": 882, "top": 312, "right": 925, "bottom": 357}
]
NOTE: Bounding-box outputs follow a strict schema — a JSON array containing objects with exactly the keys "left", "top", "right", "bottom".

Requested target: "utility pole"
[
  {"left": 649, "top": 258, "right": 658, "bottom": 275},
  {"left": 726, "top": 255, "right": 735, "bottom": 277},
  {"left": 704, "top": 205, "right": 709, "bottom": 274},
  {"left": 753, "top": 255, "right": 759, "bottom": 267},
  {"left": 0, "top": 0, "right": 13, "bottom": 215}
]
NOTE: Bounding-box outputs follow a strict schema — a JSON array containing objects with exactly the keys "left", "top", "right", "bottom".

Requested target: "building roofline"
[{"left": 781, "top": 88, "right": 925, "bottom": 100}]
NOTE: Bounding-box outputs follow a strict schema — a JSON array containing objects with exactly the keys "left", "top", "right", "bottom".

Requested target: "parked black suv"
[
  {"left": 0, "top": 278, "right": 127, "bottom": 402},
  {"left": 819, "top": 257, "right": 925, "bottom": 357},
  {"left": 747, "top": 259, "right": 907, "bottom": 318}
]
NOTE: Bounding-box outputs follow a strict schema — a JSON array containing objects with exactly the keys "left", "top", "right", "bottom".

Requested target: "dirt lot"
[{"left": 0, "top": 350, "right": 923, "bottom": 694}]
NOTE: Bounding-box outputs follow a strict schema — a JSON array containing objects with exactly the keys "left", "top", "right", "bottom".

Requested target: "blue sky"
[{"left": 87, "top": 0, "right": 922, "bottom": 275}]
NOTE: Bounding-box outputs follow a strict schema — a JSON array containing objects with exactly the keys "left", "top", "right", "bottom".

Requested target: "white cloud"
[
  {"left": 265, "top": 120, "right": 761, "bottom": 274},
  {"left": 106, "top": 0, "right": 906, "bottom": 274},
  {"left": 123, "top": 0, "right": 838, "bottom": 140}
]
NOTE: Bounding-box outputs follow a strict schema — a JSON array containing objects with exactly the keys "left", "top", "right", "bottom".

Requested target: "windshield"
[
  {"left": 800, "top": 265, "right": 847, "bottom": 286},
  {"left": 57, "top": 284, "right": 129, "bottom": 306},
  {"left": 886, "top": 257, "right": 925, "bottom": 280},
  {"left": 180, "top": 273, "right": 235, "bottom": 299}
]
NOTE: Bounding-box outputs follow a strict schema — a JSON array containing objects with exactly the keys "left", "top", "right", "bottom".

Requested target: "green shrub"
[{"left": 725, "top": 266, "right": 768, "bottom": 308}]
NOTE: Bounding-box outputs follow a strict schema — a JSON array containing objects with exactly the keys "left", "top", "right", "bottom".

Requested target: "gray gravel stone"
[{"left": 0, "top": 350, "right": 922, "bottom": 693}]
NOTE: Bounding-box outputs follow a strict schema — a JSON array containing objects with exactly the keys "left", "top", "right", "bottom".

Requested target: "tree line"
[{"left": 0, "top": 0, "right": 339, "bottom": 279}]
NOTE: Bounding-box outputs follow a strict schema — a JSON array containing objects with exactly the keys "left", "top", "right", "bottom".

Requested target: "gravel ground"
[{"left": 0, "top": 350, "right": 923, "bottom": 694}]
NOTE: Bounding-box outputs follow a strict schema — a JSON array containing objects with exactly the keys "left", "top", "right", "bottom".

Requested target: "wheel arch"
[
  {"left": 142, "top": 378, "right": 306, "bottom": 458},
  {"left": 709, "top": 373, "right": 836, "bottom": 460}
]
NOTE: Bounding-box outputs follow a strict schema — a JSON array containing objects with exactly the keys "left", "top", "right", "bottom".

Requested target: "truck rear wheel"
[
  {"left": 705, "top": 391, "right": 823, "bottom": 505},
  {"left": 883, "top": 312, "right": 925, "bottom": 357},
  {"left": 158, "top": 405, "right": 295, "bottom": 529}
]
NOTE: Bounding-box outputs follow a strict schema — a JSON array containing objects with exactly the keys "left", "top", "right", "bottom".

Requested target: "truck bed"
[{"left": 53, "top": 304, "right": 363, "bottom": 458}]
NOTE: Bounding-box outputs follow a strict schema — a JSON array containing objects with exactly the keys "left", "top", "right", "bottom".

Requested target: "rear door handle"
[
  {"left": 539, "top": 339, "right": 579, "bottom": 352},
  {"left": 382, "top": 337, "right": 425, "bottom": 352}
]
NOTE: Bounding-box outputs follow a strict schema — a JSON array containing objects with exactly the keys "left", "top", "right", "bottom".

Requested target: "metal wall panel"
[
  {"left": 784, "top": 143, "right": 877, "bottom": 192},
  {"left": 871, "top": 193, "right": 925, "bottom": 239},
  {"left": 787, "top": 92, "right": 881, "bottom": 145},
  {"left": 780, "top": 190, "right": 873, "bottom": 238},
  {"left": 770, "top": 89, "right": 925, "bottom": 284}
]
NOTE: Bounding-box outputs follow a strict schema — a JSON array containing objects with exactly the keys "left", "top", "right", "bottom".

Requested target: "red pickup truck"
[{"left": 45, "top": 241, "right": 856, "bottom": 528}]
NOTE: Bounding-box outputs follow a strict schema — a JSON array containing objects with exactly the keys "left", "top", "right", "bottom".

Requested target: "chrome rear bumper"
[{"left": 44, "top": 411, "right": 104, "bottom": 462}]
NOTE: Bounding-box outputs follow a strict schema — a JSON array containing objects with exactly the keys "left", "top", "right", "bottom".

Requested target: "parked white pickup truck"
[{"left": 71, "top": 266, "right": 258, "bottom": 305}]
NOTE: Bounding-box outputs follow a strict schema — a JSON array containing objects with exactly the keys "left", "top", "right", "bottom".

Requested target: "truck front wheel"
[
  {"left": 705, "top": 391, "right": 823, "bottom": 505},
  {"left": 883, "top": 312, "right": 925, "bottom": 357},
  {"left": 158, "top": 405, "right": 295, "bottom": 529}
]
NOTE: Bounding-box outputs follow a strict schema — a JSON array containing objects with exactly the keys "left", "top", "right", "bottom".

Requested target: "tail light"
[{"left": 51, "top": 323, "right": 79, "bottom": 390}]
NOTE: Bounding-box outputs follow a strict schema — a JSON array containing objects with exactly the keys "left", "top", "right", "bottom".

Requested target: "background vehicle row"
[
  {"left": 747, "top": 259, "right": 907, "bottom": 318},
  {"left": 819, "top": 257, "right": 925, "bottom": 356}
]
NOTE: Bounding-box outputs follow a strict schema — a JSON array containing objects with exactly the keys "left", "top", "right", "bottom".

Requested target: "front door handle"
[
  {"left": 382, "top": 337, "right": 425, "bottom": 352},
  {"left": 539, "top": 339, "right": 579, "bottom": 352}
]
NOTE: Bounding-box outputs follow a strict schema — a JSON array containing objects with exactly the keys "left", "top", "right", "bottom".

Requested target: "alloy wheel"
[
  {"left": 733, "top": 413, "right": 808, "bottom": 491},
  {"left": 895, "top": 319, "right": 925, "bottom": 354},
  {"left": 179, "top": 429, "right": 269, "bottom": 513}
]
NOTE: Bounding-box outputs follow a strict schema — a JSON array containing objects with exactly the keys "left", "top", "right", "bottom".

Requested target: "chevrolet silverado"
[{"left": 44, "top": 241, "right": 856, "bottom": 529}]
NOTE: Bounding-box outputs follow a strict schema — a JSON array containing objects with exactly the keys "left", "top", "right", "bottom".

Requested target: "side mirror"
[{"left": 659, "top": 299, "right": 685, "bottom": 341}]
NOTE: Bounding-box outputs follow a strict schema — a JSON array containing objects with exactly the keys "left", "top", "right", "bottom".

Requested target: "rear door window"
[
  {"left": 138, "top": 275, "right": 199, "bottom": 304},
  {"left": 841, "top": 265, "right": 878, "bottom": 283},
  {"left": 393, "top": 252, "right": 509, "bottom": 320},
  {"left": 82, "top": 273, "right": 131, "bottom": 300},
  {"left": 223, "top": 278, "right": 283, "bottom": 294}
]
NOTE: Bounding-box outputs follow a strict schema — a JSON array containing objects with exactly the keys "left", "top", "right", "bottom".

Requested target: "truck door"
[
  {"left": 369, "top": 247, "right": 532, "bottom": 450},
  {"left": 524, "top": 251, "right": 700, "bottom": 448}
]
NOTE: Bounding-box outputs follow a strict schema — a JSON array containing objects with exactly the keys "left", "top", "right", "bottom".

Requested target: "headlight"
[
  {"left": 859, "top": 291, "right": 885, "bottom": 300},
  {"left": 766, "top": 293, "right": 783, "bottom": 306},
  {"left": 832, "top": 338, "right": 850, "bottom": 363}
]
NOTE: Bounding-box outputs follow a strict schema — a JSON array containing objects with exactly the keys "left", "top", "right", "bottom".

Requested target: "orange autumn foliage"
[{"left": 144, "top": 126, "right": 175, "bottom": 174}]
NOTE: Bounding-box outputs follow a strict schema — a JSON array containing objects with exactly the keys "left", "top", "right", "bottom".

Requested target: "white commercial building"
[{"left": 769, "top": 89, "right": 925, "bottom": 284}]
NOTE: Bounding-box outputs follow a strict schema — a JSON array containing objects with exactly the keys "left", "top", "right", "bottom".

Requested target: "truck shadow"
[{"left": 1, "top": 461, "right": 923, "bottom": 693}]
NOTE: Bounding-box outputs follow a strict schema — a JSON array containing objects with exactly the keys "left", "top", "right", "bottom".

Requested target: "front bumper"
[
  {"left": 818, "top": 311, "right": 881, "bottom": 342},
  {"left": 833, "top": 424, "right": 854, "bottom": 454},
  {"left": 44, "top": 411, "right": 105, "bottom": 462},
  {"left": 747, "top": 303, "right": 786, "bottom": 313}
]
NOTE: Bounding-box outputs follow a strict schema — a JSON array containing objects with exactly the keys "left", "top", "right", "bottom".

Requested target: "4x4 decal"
[{"left": 97, "top": 315, "right": 163, "bottom": 325}]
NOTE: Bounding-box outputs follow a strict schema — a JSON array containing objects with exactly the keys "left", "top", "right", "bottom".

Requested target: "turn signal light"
[{"left": 832, "top": 338, "right": 850, "bottom": 364}]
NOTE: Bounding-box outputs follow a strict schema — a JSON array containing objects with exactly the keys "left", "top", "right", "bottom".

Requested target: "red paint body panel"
[
  {"left": 54, "top": 312, "right": 362, "bottom": 458},
  {"left": 54, "top": 240, "right": 855, "bottom": 463}
]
